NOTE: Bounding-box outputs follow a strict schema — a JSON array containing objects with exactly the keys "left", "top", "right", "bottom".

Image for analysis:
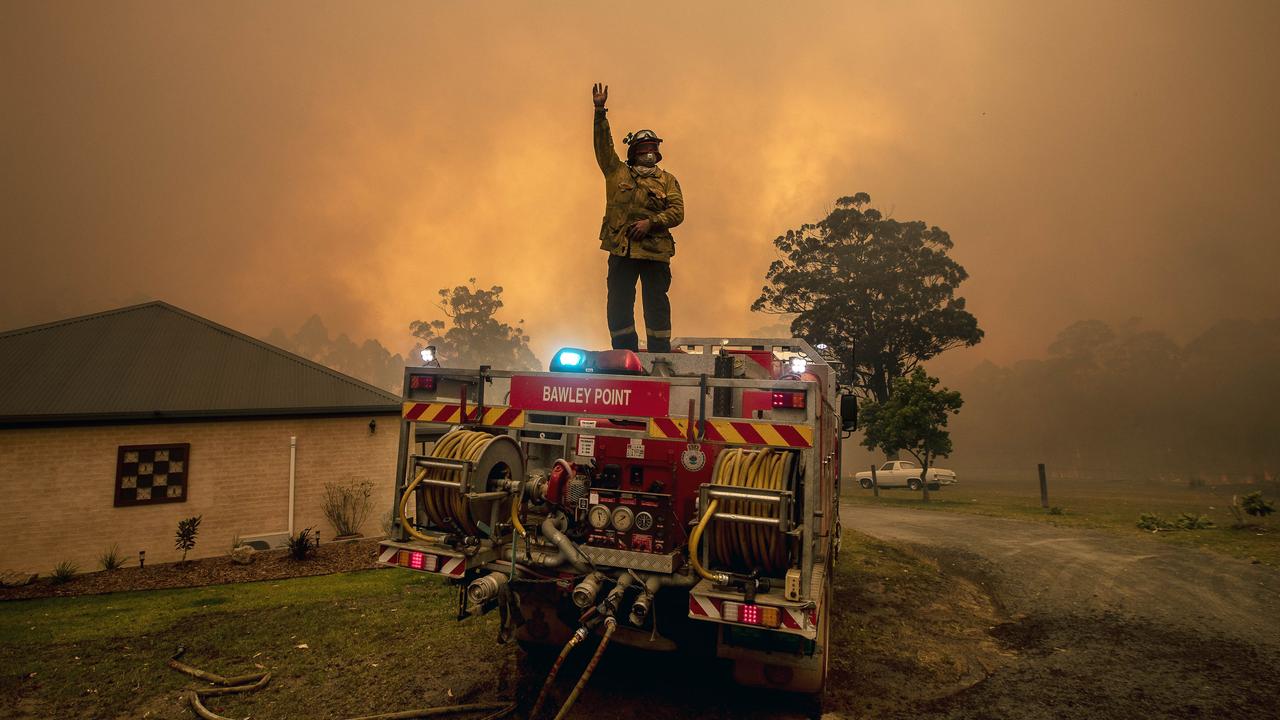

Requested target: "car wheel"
[
  {"left": 907, "top": 478, "right": 922, "bottom": 491},
  {"left": 859, "top": 477, "right": 872, "bottom": 489}
]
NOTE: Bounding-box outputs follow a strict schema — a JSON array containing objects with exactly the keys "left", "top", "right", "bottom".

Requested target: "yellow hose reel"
[
  {"left": 691, "top": 448, "right": 796, "bottom": 579},
  {"left": 398, "top": 429, "right": 524, "bottom": 542}
]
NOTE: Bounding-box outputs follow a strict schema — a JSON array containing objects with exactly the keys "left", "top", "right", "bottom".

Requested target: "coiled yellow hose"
[
  {"left": 696, "top": 448, "right": 789, "bottom": 577},
  {"left": 398, "top": 429, "right": 506, "bottom": 541}
]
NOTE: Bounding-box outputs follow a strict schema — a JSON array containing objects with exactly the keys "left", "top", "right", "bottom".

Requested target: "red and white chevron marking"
[
  {"left": 377, "top": 545, "right": 467, "bottom": 577},
  {"left": 687, "top": 593, "right": 815, "bottom": 631},
  {"left": 439, "top": 556, "right": 465, "bottom": 577}
]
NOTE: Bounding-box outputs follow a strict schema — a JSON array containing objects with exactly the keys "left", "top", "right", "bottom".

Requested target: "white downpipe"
[{"left": 288, "top": 436, "right": 297, "bottom": 536}]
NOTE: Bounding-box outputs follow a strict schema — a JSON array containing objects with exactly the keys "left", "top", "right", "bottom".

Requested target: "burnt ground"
[{"left": 838, "top": 506, "right": 1280, "bottom": 719}]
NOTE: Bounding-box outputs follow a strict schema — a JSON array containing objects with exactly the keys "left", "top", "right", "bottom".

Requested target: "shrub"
[
  {"left": 1047, "top": 506, "right": 1065, "bottom": 516},
  {"left": 175, "top": 515, "right": 203, "bottom": 563},
  {"left": 1139, "top": 511, "right": 1215, "bottom": 531},
  {"left": 1137, "top": 513, "right": 1175, "bottom": 532},
  {"left": 1175, "top": 513, "right": 1215, "bottom": 530},
  {"left": 287, "top": 527, "right": 320, "bottom": 561},
  {"left": 1241, "top": 492, "right": 1275, "bottom": 519},
  {"left": 51, "top": 561, "right": 78, "bottom": 584},
  {"left": 322, "top": 478, "right": 375, "bottom": 537},
  {"left": 98, "top": 543, "right": 126, "bottom": 571}
]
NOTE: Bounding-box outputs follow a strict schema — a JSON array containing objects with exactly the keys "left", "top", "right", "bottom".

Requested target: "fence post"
[
  {"left": 1038, "top": 463, "right": 1049, "bottom": 508},
  {"left": 870, "top": 464, "right": 880, "bottom": 497}
]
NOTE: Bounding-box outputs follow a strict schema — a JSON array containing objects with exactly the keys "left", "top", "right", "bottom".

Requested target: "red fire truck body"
[{"left": 378, "top": 338, "right": 852, "bottom": 700}]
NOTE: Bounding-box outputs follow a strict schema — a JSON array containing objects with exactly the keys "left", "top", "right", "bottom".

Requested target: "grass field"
[
  {"left": 0, "top": 531, "right": 987, "bottom": 719},
  {"left": 0, "top": 569, "right": 506, "bottom": 719},
  {"left": 7, "top": 479, "right": 1273, "bottom": 718},
  {"left": 841, "top": 475, "right": 1280, "bottom": 566}
]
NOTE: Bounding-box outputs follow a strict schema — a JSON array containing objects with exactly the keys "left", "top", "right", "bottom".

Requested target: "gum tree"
[
  {"left": 411, "top": 279, "right": 540, "bottom": 371},
  {"left": 753, "top": 193, "right": 982, "bottom": 404},
  {"left": 859, "top": 368, "right": 963, "bottom": 501}
]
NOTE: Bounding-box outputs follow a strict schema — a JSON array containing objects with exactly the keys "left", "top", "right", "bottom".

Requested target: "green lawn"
[
  {"left": 0, "top": 569, "right": 506, "bottom": 719},
  {"left": 841, "top": 479, "right": 1280, "bottom": 566}
]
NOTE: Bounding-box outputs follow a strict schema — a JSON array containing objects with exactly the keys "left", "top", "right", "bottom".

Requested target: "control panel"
[{"left": 584, "top": 487, "right": 685, "bottom": 554}]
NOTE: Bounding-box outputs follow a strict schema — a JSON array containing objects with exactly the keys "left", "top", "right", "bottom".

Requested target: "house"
[{"left": 0, "top": 301, "right": 403, "bottom": 574}]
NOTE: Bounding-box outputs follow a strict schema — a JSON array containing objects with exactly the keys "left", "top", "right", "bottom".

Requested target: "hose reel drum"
[
  {"left": 406, "top": 430, "right": 525, "bottom": 539},
  {"left": 702, "top": 448, "right": 799, "bottom": 577}
]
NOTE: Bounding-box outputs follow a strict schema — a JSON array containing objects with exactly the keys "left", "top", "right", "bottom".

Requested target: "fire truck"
[{"left": 378, "top": 338, "right": 855, "bottom": 715}]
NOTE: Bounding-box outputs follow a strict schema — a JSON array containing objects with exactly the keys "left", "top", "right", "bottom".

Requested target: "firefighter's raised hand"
[
  {"left": 626, "top": 219, "right": 652, "bottom": 241},
  {"left": 593, "top": 83, "right": 608, "bottom": 108}
]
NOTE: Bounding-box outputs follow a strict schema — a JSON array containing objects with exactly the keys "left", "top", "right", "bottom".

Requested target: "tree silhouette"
[
  {"left": 410, "top": 279, "right": 540, "bottom": 370},
  {"left": 266, "top": 316, "right": 408, "bottom": 393},
  {"left": 753, "top": 193, "right": 982, "bottom": 403}
]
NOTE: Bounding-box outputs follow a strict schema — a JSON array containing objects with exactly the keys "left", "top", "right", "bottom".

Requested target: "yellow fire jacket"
[{"left": 594, "top": 108, "right": 684, "bottom": 262}]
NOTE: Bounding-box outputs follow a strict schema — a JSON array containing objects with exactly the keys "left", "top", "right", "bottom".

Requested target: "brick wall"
[{"left": 0, "top": 414, "right": 400, "bottom": 575}]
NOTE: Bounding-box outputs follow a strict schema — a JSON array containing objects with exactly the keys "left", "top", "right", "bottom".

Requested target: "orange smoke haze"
[{"left": 3, "top": 1, "right": 1278, "bottom": 368}]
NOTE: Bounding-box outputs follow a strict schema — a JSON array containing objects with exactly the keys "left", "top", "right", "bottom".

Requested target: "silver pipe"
[
  {"left": 467, "top": 571, "right": 508, "bottom": 605},
  {"left": 706, "top": 489, "right": 784, "bottom": 503},
  {"left": 418, "top": 477, "right": 466, "bottom": 489},
  {"left": 604, "top": 572, "right": 634, "bottom": 614},
  {"left": 713, "top": 513, "right": 782, "bottom": 526},
  {"left": 572, "top": 572, "right": 607, "bottom": 608},
  {"left": 529, "top": 515, "right": 591, "bottom": 573},
  {"left": 414, "top": 459, "right": 472, "bottom": 471}
]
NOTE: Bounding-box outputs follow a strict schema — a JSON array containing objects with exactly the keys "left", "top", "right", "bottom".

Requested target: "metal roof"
[{"left": 0, "top": 301, "right": 401, "bottom": 426}]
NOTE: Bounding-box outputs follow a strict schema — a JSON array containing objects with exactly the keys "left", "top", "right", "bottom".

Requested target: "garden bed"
[{"left": 0, "top": 538, "right": 383, "bottom": 600}]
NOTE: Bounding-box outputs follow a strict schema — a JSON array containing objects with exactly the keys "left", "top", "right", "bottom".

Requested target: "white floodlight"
[{"left": 790, "top": 357, "right": 807, "bottom": 375}]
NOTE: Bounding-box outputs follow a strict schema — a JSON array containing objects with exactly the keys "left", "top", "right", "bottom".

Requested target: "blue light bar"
[{"left": 550, "top": 347, "right": 592, "bottom": 373}]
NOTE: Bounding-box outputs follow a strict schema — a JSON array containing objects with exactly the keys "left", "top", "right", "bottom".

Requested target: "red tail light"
[
  {"left": 410, "top": 375, "right": 437, "bottom": 391},
  {"left": 395, "top": 549, "right": 439, "bottom": 572},
  {"left": 771, "top": 390, "right": 806, "bottom": 409}
]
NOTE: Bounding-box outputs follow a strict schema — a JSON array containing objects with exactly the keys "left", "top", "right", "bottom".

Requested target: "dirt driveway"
[{"left": 842, "top": 505, "right": 1280, "bottom": 719}]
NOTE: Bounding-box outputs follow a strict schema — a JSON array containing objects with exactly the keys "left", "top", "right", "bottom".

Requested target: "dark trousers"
[{"left": 606, "top": 255, "right": 672, "bottom": 352}]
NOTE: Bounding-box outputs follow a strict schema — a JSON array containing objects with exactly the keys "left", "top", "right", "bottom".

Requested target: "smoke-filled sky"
[{"left": 3, "top": 1, "right": 1278, "bottom": 368}]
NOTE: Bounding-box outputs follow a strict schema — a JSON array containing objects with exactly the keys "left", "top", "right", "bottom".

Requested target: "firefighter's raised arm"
[{"left": 593, "top": 82, "right": 621, "bottom": 174}]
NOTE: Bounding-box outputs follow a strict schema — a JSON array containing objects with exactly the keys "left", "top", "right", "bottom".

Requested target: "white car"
[{"left": 853, "top": 460, "right": 958, "bottom": 491}]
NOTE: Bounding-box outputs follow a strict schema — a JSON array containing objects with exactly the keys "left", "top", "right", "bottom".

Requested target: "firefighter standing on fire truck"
[{"left": 592, "top": 82, "right": 684, "bottom": 353}]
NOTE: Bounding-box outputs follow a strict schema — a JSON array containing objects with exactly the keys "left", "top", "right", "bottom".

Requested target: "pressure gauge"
[
  {"left": 588, "top": 505, "right": 611, "bottom": 530},
  {"left": 610, "top": 506, "right": 635, "bottom": 532},
  {"left": 634, "top": 511, "right": 655, "bottom": 532}
]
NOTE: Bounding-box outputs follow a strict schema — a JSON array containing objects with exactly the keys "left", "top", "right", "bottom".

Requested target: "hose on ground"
[
  {"left": 171, "top": 647, "right": 512, "bottom": 720},
  {"left": 529, "top": 626, "right": 588, "bottom": 720},
  {"left": 552, "top": 617, "right": 617, "bottom": 720},
  {"left": 399, "top": 430, "right": 507, "bottom": 540}
]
